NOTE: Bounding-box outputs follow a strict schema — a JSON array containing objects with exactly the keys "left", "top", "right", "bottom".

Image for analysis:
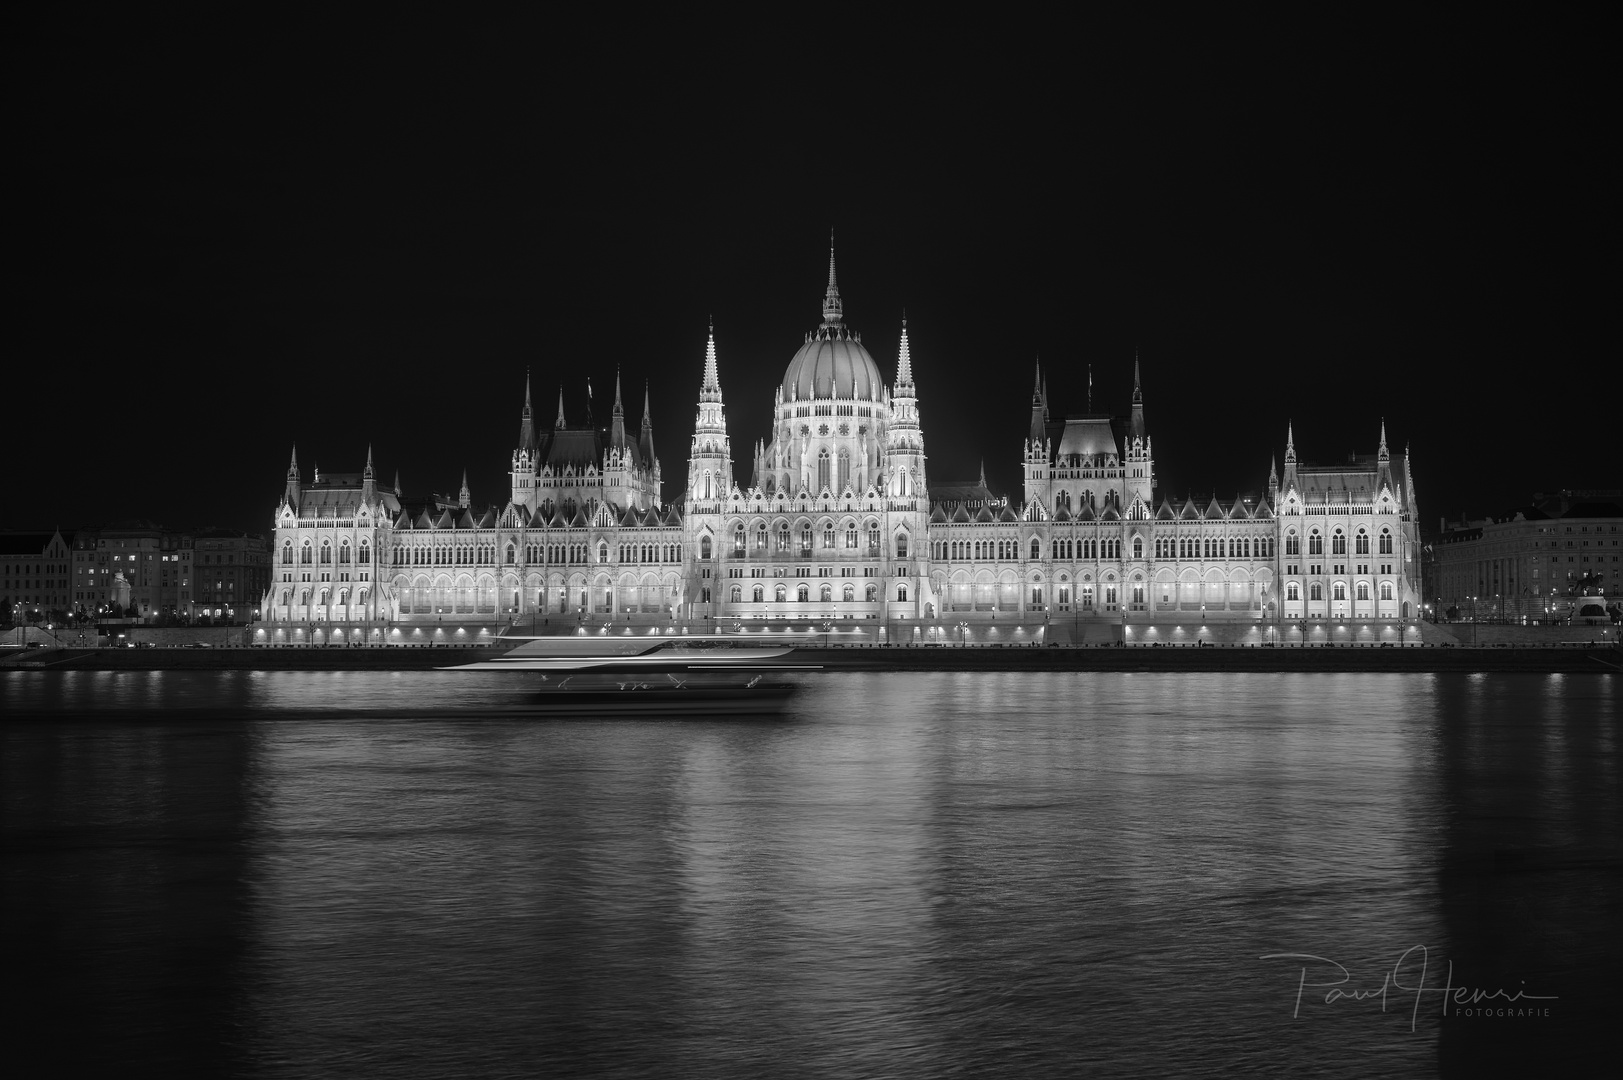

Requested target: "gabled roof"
[
  {"left": 997, "top": 505, "right": 1020, "bottom": 523},
  {"left": 1155, "top": 499, "right": 1177, "bottom": 521}
]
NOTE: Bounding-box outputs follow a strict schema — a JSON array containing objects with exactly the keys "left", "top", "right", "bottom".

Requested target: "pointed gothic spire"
[
  {"left": 821, "top": 233, "right": 843, "bottom": 325},
  {"left": 556, "top": 386, "right": 566, "bottom": 429},
  {"left": 700, "top": 319, "right": 723, "bottom": 402},
  {"left": 1378, "top": 418, "right": 1390, "bottom": 460},
  {"left": 1087, "top": 362, "right": 1093, "bottom": 413},
  {"left": 896, "top": 312, "right": 913, "bottom": 388},
  {"left": 612, "top": 368, "right": 624, "bottom": 415},
  {"left": 518, "top": 370, "right": 537, "bottom": 453},
  {"left": 287, "top": 444, "right": 299, "bottom": 480},
  {"left": 641, "top": 382, "right": 653, "bottom": 430},
  {"left": 364, "top": 444, "right": 374, "bottom": 478},
  {"left": 1132, "top": 350, "right": 1143, "bottom": 404},
  {"left": 459, "top": 469, "right": 470, "bottom": 509},
  {"left": 1032, "top": 358, "right": 1043, "bottom": 400},
  {"left": 1285, "top": 422, "right": 1297, "bottom": 463},
  {"left": 393, "top": 469, "right": 401, "bottom": 495}
]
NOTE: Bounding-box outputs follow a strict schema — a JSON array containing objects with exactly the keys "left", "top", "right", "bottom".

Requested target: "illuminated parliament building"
[{"left": 257, "top": 250, "right": 1423, "bottom": 644}]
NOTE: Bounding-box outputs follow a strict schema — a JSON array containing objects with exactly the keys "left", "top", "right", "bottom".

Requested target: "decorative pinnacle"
[
  {"left": 364, "top": 444, "right": 374, "bottom": 476},
  {"left": 613, "top": 367, "right": 624, "bottom": 415},
  {"left": 1285, "top": 421, "right": 1296, "bottom": 461},
  {"left": 1378, "top": 418, "right": 1389, "bottom": 458},
  {"left": 556, "top": 387, "right": 566, "bottom": 428},
  {"left": 287, "top": 444, "right": 299, "bottom": 478},
  {"left": 821, "top": 234, "right": 843, "bottom": 325},
  {"left": 1132, "top": 350, "right": 1142, "bottom": 404}
]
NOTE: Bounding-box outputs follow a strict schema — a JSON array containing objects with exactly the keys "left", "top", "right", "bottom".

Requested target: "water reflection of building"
[
  {"left": 1436, "top": 490, "right": 1623, "bottom": 623},
  {"left": 257, "top": 247, "right": 1422, "bottom": 644}
]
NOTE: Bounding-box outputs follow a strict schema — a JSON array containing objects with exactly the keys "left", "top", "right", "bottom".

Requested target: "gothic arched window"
[
  {"left": 1031, "top": 537, "right": 1041, "bottom": 560},
  {"left": 896, "top": 533, "right": 909, "bottom": 558},
  {"left": 797, "top": 584, "right": 809, "bottom": 603},
  {"left": 701, "top": 536, "right": 712, "bottom": 559},
  {"left": 817, "top": 449, "right": 831, "bottom": 493}
]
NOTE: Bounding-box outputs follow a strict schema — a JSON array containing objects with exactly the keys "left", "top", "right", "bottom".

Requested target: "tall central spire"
[{"left": 821, "top": 233, "right": 843, "bottom": 325}]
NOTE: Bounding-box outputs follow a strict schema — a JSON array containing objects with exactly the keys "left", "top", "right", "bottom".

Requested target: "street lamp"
[
  {"left": 819, "top": 620, "right": 833, "bottom": 648},
  {"left": 957, "top": 620, "right": 969, "bottom": 647}
]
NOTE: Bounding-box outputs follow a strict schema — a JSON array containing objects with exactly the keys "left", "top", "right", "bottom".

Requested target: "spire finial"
[
  {"left": 613, "top": 366, "right": 624, "bottom": 415},
  {"left": 821, "top": 235, "right": 843, "bottom": 325},
  {"left": 1087, "top": 362, "right": 1093, "bottom": 413},
  {"left": 1378, "top": 418, "right": 1389, "bottom": 458},
  {"left": 364, "top": 444, "right": 374, "bottom": 476},
  {"left": 556, "top": 386, "right": 566, "bottom": 429},
  {"left": 524, "top": 368, "right": 532, "bottom": 411},
  {"left": 1285, "top": 421, "right": 1296, "bottom": 463},
  {"left": 1132, "top": 349, "right": 1142, "bottom": 404},
  {"left": 287, "top": 444, "right": 299, "bottom": 478}
]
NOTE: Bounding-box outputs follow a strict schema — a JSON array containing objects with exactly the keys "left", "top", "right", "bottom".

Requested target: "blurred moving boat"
[{"left": 442, "top": 636, "right": 814, "bottom": 714}]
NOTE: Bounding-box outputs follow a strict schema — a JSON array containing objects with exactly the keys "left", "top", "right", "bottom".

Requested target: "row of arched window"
[
  {"left": 1285, "top": 581, "right": 1396, "bottom": 601},
  {"left": 1154, "top": 536, "right": 1276, "bottom": 560},
  {"left": 283, "top": 539, "right": 371, "bottom": 566},
  {"left": 1284, "top": 528, "right": 1394, "bottom": 557},
  {"left": 280, "top": 586, "right": 370, "bottom": 607},
  {"left": 732, "top": 522, "right": 883, "bottom": 555},
  {"left": 729, "top": 582, "right": 882, "bottom": 604}
]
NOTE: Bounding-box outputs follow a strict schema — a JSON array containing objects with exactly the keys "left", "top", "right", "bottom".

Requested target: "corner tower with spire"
[{"left": 687, "top": 320, "right": 733, "bottom": 506}]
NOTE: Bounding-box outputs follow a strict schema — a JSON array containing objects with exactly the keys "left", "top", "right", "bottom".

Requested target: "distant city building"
[
  {"left": 258, "top": 248, "right": 1422, "bottom": 643},
  {"left": 1435, "top": 491, "right": 1623, "bottom": 623},
  {"left": 191, "top": 527, "right": 272, "bottom": 622},
  {"left": 72, "top": 521, "right": 188, "bottom": 620},
  {"left": 1, "top": 529, "right": 71, "bottom": 623},
  {"left": 68, "top": 522, "right": 269, "bottom": 623}
]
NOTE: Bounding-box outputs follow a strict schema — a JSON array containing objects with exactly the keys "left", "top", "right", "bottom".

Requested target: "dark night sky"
[{"left": 6, "top": 13, "right": 1613, "bottom": 537}]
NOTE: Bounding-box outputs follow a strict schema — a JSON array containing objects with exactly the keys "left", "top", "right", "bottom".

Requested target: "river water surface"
[{"left": 1, "top": 670, "right": 1617, "bottom": 1077}]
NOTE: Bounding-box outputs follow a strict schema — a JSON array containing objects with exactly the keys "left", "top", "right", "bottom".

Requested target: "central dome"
[
  {"left": 779, "top": 244, "right": 885, "bottom": 402},
  {"left": 781, "top": 328, "right": 885, "bottom": 402}
]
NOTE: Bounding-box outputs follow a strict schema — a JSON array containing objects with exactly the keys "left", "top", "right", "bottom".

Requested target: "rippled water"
[{"left": 2, "top": 670, "right": 1617, "bottom": 1077}]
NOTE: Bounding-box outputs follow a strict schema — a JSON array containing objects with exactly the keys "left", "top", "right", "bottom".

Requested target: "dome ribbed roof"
[{"left": 781, "top": 327, "right": 884, "bottom": 402}]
